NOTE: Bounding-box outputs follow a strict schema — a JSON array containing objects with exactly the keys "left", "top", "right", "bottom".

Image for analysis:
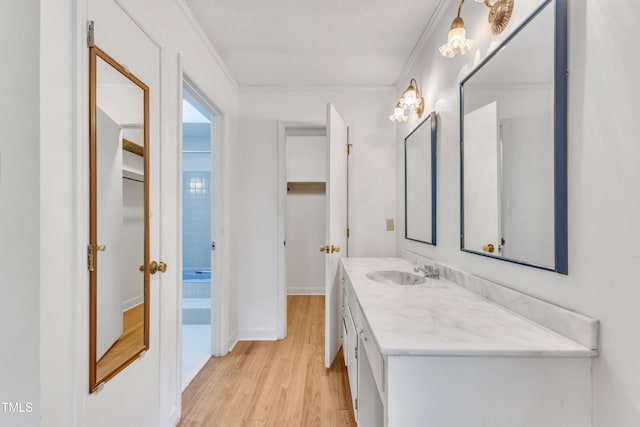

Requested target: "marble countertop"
[{"left": 342, "top": 258, "right": 595, "bottom": 357}]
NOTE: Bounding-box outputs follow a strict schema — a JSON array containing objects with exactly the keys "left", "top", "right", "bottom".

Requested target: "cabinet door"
[{"left": 345, "top": 306, "right": 358, "bottom": 417}]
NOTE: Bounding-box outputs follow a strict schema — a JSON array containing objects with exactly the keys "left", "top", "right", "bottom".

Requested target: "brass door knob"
[
  {"left": 331, "top": 245, "right": 341, "bottom": 253},
  {"left": 482, "top": 243, "right": 495, "bottom": 253},
  {"left": 148, "top": 261, "right": 168, "bottom": 274},
  {"left": 320, "top": 245, "right": 329, "bottom": 253},
  {"left": 139, "top": 264, "right": 144, "bottom": 272}
]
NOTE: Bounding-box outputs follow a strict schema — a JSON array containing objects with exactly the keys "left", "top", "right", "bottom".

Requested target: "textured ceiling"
[{"left": 184, "top": 0, "right": 443, "bottom": 87}]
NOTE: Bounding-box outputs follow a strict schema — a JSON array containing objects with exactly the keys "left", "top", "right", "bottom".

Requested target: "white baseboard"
[
  {"left": 237, "top": 329, "right": 278, "bottom": 341},
  {"left": 168, "top": 405, "right": 180, "bottom": 427},
  {"left": 287, "top": 286, "right": 325, "bottom": 295},
  {"left": 226, "top": 331, "right": 238, "bottom": 354},
  {"left": 122, "top": 295, "right": 144, "bottom": 311}
]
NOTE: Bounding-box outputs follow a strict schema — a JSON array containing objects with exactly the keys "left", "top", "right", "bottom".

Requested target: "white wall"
[
  {"left": 287, "top": 135, "right": 326, "bottom": 182},
  {"left": 0, "top": 3, "right": 40, "bottom": 426},
  {"left": 286, "top": 136, "right": 326, "bottom": 295},
  {"left": 286, "top": 190, "right": 326, "bottom": 295},
  {"left": 38, "top": 0, "right": 239, "bottom": 426},
  {"left": 395, "top": 0, "right": 640, "bottom": 425},
  {"left": 121, "top": 177, "right": 145, "bottom": 310},
  {"left": 96, "top": 109, "right": 125, "bottom": 360},
  {"left": 236, "top": 88, "right": 397, "bottom": 338}
]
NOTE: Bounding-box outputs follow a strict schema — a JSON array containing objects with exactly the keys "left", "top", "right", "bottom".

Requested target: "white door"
[
  {"left": 95, "top": 110, "right": 124, "bottom": 359},
  {"left": 324, "top": 103, "right": 348, "bottom": 368},
  {"left": 463, "top": 101, "right": 502, "bottom": 256},
  {"left": 86, "top": 1, "right": 162, "bottom": 425}
]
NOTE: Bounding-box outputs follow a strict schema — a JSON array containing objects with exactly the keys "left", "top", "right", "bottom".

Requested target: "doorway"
[
  {"left": 276, "top": 104, "right": 349, "bottom": 366},
  {"left": 285, "top": 129, "right": 327, "bottom": 296},
  {"left": 181, "top": 82, "right": 218, "bottom": 390}
]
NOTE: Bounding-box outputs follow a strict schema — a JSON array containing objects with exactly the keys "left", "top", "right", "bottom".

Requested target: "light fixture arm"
[
  {"left": 456, "top": 0, "right": 466, "bottom": 18},
  {"left": 409, "top": 78, "right": 420, "bottom": 98}
]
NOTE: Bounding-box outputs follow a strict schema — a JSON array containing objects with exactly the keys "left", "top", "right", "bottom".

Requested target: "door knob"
[
  {"left": 482, "top": 243, "right": 495, "bottom": 253},
  {"left": 148, "top": 261, "right": 168, "bottom": 274},
  {"left": 331, "top": 245, "right": 341, "bottom": 253},
  {"left": 320, "top": 245, "right": 329, "bottom": 253}
]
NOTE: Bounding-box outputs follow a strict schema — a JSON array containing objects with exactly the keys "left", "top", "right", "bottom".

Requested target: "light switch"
[{"left": 386, "top": 218, "right": 395, "bottom": 231}]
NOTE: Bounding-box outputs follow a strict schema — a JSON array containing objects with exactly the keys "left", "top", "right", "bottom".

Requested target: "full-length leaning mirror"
[
  {"left": 405, "top": 112, "right": 437, "bottom": 245},
  {"left": 89, "top": 44, "right": 150, "bottom": 392},
  {"left": 460, "top": 0, "right": 567, "bottom": 273}
]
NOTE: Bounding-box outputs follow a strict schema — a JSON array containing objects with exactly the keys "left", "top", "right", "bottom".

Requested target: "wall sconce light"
[
  {"left": 389, "top": 102, "right": 408, "bottom": 122},
  {"left": 476, "top": 0, "right": 514, "bottom": 35},
  {"left": 440, "top": 0, "right": 514, "bottom": 58},
  {"left": 439, "top": 0, "right": 474, "bottom": 58},
  {"left": 389, "top": 78, "right": 424, "bottom": 122}
]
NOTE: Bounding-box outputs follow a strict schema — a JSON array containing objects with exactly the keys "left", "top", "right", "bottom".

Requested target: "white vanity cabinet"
[
  {"left": 340, "top": 258, "right": 598, "bottom": 427},
  {"left": 342, "top": 273, "right": 384, "bottom": 426}
]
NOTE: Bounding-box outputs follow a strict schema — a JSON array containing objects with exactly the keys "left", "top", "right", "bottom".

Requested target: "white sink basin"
[{"left": 365, "top": 270, "right": 426, "bottom": 286}]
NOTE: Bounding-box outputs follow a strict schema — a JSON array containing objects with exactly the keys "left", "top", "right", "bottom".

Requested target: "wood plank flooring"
[
  {"left": 179, "top": 295, "right": 357, "bottom": 427},
  {"left": 96, "top": 303, "right": 144, "bottom": 381}
]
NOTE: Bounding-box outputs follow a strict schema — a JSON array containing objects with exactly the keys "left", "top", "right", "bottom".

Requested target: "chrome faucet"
[{"left": 414, "top": 264, "right": 439, "bottom": 279}]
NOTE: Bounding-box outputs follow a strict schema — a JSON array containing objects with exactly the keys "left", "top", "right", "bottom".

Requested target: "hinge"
[
  {"left": 347, "top": 144, "right": 351, "bottom": 156},
  {"left": 355, "top": 346, "right": 358, "bottom": 359},
  {"left": 346, "top": 227, "right": 350, "bottom": 238},
  {"left": 87, "top": 20, "right": 95, "bottom": 47},
  {"left": 87, "top": 244, "right": 95, "bottom": 272},
  {"left": 355, "top": 398, "right": 358, "bottom": 410}
]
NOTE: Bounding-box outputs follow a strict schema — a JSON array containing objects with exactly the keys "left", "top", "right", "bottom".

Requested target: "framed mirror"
[
  {"left": 89, "top": 44, "right": 150, "bottom": 392},
  {"left": 460, "top": 0, "right": 567, "bottom": 274},
  {"left": 405, "top": 111, "right": 437, "bottom": 245}
]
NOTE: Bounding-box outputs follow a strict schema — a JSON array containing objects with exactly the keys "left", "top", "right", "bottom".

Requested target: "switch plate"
[{"left": 386, "top": 218, "right": 395, "bottom": 231}]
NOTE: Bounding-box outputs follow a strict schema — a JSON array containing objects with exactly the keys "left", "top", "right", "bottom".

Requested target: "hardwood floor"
[
  {"left": 179, "top": 295, "right": 357, "bottom": 427},
  {"left": 96, "top": 303, "right": 144, "bottom": 381}
]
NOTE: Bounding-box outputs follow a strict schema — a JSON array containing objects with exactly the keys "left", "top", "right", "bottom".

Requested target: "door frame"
[
  {"left": 180, "top": 73, "right": 226, "bottom": 357},
  {"left": 276, "top": 122, "right": 326, "bottom": 340}
]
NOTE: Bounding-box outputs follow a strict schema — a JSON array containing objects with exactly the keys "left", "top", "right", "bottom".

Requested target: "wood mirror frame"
[{"left": 89, "top": 44, "right": 150, "bottom": 392}]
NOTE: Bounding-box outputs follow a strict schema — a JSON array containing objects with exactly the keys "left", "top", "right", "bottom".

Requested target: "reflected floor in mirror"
[
  {"left": 96, "top": 304, "right": 144, "bottom": 381},
  {"left": 179, "top": 296, "right": 356, "bottom": 427}
]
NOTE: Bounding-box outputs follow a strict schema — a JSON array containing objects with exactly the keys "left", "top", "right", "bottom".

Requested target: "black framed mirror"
[
  {"left": 405, "top": 111, "right": 437, "bottom": 245},
  {"left": 89, "top": 44, "right": 150, "bottom": 392},
  {"left": 460, "top": 0, "right": 567, "bottom": 274}
]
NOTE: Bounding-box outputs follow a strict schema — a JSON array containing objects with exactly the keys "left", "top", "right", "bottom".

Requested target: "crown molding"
[
  {"left": 394, "top": 0, "right": 449, "bottom": 91},
  {"left": 174, "top": 0, "right": 239, "bottom": 91}
]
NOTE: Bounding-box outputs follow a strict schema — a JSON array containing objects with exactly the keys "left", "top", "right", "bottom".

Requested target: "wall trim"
[
  {"left": 237, "top": 330, "right": 279, "bottom": 341},
  {"left": 173, "top": 0, "right": 239, "bottom": 90},
  {"left": 226, "top": 333, "right": 238, "bottom": 354},
  {"left": 240, "top": 85, "right": 394, "bottom": 93},
  {"left": 394, "top": 0, "right": 449, "bottom": 90},
  {"left": 287, "top": 287, "right": 325, "bottom": 295},
  {"left": 122, "top": 296, "right": 144, "bottom": 311}
]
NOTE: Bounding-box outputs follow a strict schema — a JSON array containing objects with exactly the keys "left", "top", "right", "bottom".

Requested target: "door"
[
  {"left": 86, "top": 1, "right": 162, "bottom": 425},
  {"left": 345, "top": 306, "right": 358, "bottom": 417},
  {"left": 463, "top": 101, "right": 502, "bottom": 256},
  {"left": 324, "top": 103, "right": 348, "bottom": 368},
  {"left": 95, "top": 110, "right": 124, "bottom": 360}
]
